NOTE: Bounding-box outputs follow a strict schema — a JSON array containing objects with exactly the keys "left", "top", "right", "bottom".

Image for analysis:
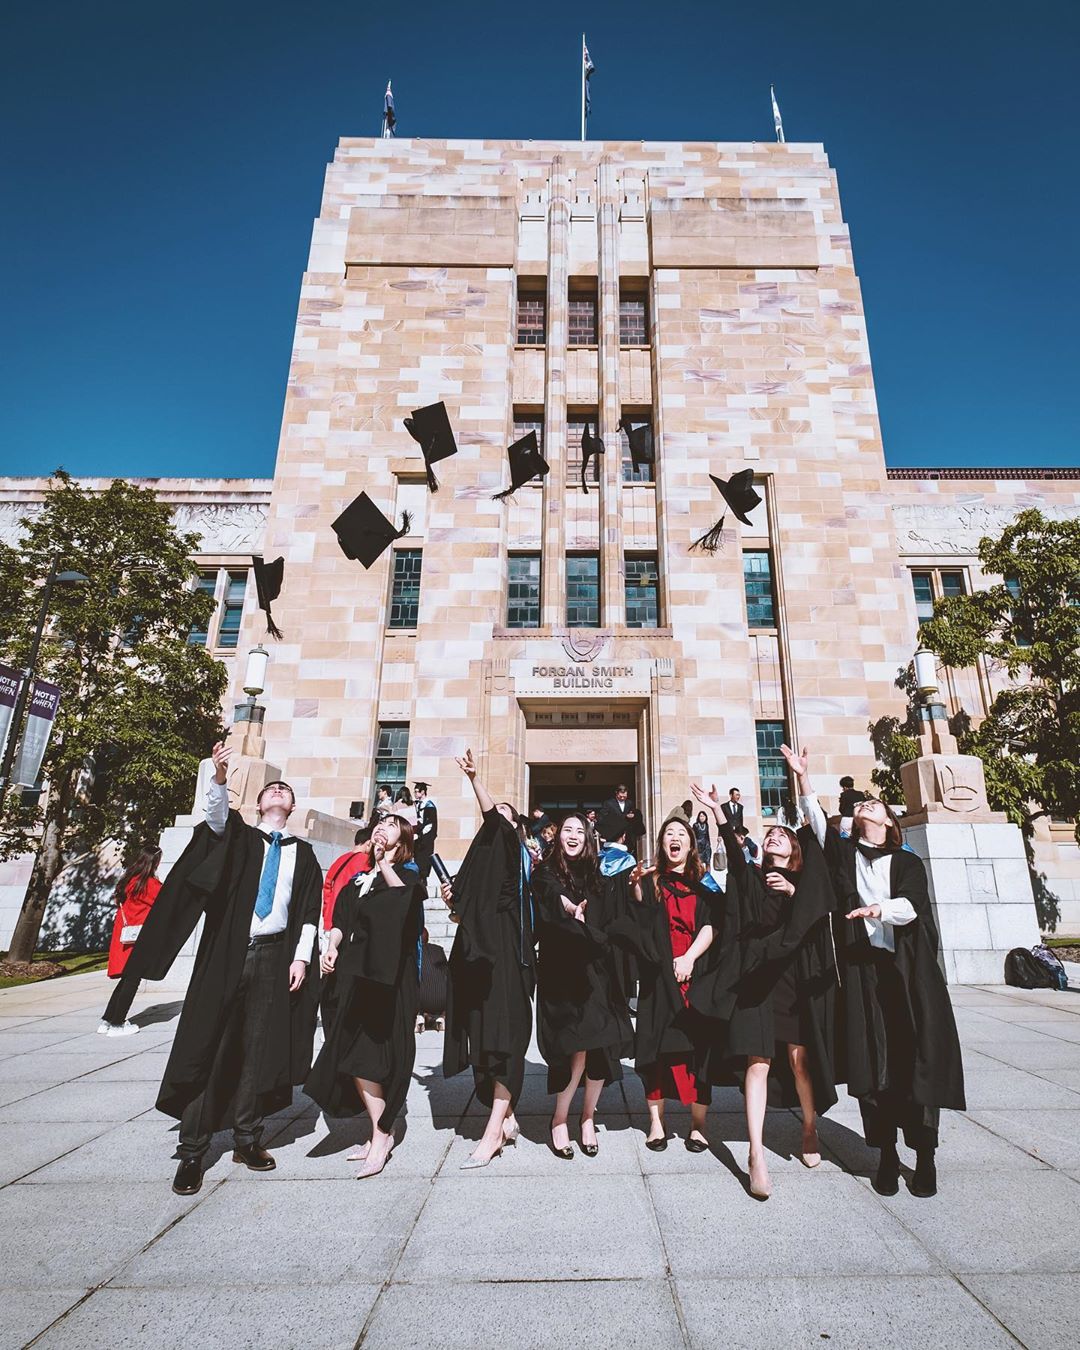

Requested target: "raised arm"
[
  {"left": 780, "top": 744, "right": 827, "bottom": 847},
  {"left": 691, "top": 781, "right": 745, "bottom": 878},
  {"left": 456, "top": 747, "right": 496, "bottom": 815},
  {"left": 205, "top": 742, "right": 232, "bottom": 835}
]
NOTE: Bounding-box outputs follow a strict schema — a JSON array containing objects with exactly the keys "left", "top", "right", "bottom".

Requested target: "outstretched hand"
[
  {"left": 780, "top": 744, "right": 809, "bottom": 777},
  {"left": 455, "top": 748, "right": 477, "bottom": 778},
  {"left": 211, "top": 741, "right": 232, "bottom": 784},
  {"left": 690, "top": 782, "right": 722, "bottom": 817}
]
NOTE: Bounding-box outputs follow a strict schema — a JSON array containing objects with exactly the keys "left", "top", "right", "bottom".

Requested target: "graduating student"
[
  {"left": 533, "top": 813, "right": 633, "bottom": 1159},
  {"left": 413, "top": 782, "right": 438, "bottom": 886},
  {"left": 692, "top": 782, "right": 838, "bottom": 1200},
  {"left": 610, "top": 811, "right": 725, "bottom": 1153},
  {"left": 97, "top": 845, "right": 164, "bottom": 1037},
  {"left": 305, "top": 804, "right": 425, "bottom": 1179},
  {"left": 112, "top": 743, "right": 321, "bottom": 1195},
  {"left": 441, "top": 749, "right": 536, "bottom": 1168},
  {"left": 781, "top": 744, "right": 965, "bottom": 1198}
]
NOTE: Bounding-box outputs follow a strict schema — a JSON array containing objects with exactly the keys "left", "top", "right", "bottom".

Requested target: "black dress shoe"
[
  {"left": 872, "top": 1150, "right": 900, "bottom": 1196},
  {"left": 580, "top": 1142, "right": 599, "bottom": 1158},
  {"left": 232, "top": 1143, "right": 276, "bottom": 1171},
  {"left": 910, "top": 1151, "right": 937, "bottom": 1198},
  {"left": 645, "top": 1135, "right": 668, "bottom": 1152},
  {"left": 685, "top": 1136, "right": 710, "bottom": 1153},
  {"left": 172, "top": 1157, "right": 202, "bottom": 1195}
]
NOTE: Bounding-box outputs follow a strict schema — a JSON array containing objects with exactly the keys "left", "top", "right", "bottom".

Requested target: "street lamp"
[
  {"left": 234, "top": 644, "right": 269, "bottom": 725},
  {"left": 913, "top": 644, "right": 949, "bottom": 726},
  {"left": 0, "top": 564, "right": 88, "bottom": 796}
]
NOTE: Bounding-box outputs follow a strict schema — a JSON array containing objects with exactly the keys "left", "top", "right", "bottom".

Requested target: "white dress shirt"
[
  {"left": 800, "top": 793, "right": 916, "bottom": 953},
  {"left": 205, "top": 779, "right": 316, "bottom": 963}
]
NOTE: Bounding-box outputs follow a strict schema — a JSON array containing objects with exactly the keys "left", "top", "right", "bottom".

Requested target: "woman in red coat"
[{"left": 107, "top": 845, "right": 162, "bottom": 977}]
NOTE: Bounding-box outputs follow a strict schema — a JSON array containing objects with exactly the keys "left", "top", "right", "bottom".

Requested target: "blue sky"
[{"left": 2, "top": 0, "right": 1077, "bottom": 478}]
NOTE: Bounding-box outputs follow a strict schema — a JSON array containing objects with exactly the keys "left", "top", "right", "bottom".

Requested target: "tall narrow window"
[
  {"left": 568, "top": 288, "right": 597, "bottom": 345},
  {"left": 619, "top": 292, "right": 648, "bottom": 345},
  {"left": 625, "top": 555, "right": 660, "bottom": 628},
  {"left": 567, "top": 413, "right": 601, "bottom": 489},
  {"left": 217, "top": 571, "right": 247, "bottom": 650},
  {"left": 911, "top": 571, "right": 935, "bottom": 623},
  {"left": 512, "top": 412, "right": 544, "bottom": 455},
  {"left": 374, "top": 723, "right": 409, "bottom": 798},
  {"left": 567, "top": 554, "right": 600, "bottom": 628},
  {"left": 743, "top": 551, "right": 776, "bottom": 628},
  {"left": 389, "top": 549, "right": 422, "bottom": 629},
  {"left": 940, "top": 570, "right": 967, "bottom": 599},
  {"left": 517, "top": 287, "right": 546, "bottom": 345},
  {"left": 756, "top": 720, "right": 788, "bottom": 820},
  {"left": 187, "top": 572, "right": 219, "bottom": 647},
  {"left": 507, "top": 553, "right": 541, "bottom": 628},
  {"left": 619, "top": 414, "right": 654, "bottom": 483}
]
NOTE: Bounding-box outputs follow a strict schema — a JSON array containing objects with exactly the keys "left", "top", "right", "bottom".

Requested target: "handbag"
[{"left": 118, "top": 902, "right": 142, "bottom": 947}]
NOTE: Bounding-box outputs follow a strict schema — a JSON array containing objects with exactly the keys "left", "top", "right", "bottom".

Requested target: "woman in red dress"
[{"left": 107, "top": 845, "right": 162, "bottom": 977}]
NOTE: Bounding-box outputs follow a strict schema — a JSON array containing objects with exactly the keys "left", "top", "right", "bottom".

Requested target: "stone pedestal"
[{"left": 900, "top": 739, "right": 1040, "bottom": 984}]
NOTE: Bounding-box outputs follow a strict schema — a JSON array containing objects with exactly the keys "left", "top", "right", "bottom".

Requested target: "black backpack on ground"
[{"left": 1004, "top": 946, "right": 1059, "bottom": 989}]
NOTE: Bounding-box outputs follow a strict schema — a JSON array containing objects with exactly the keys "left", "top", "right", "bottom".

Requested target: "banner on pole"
[
  {"left": 0, "top": 663, "right": 22, "bottom": 765},
  {"left": 14, "top": 679, "right": 61, "bottom": 787}
]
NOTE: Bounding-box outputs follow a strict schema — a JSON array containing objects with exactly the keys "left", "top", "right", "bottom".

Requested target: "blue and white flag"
[
  {"left": 383, "top": 81, "right": 396, "bottom": 137},
  {"left": 583, "top": 39, "right": 595, "bottom": 117},
  {"left": 770, "top": 84, "right": 785, "bottom": 144}
]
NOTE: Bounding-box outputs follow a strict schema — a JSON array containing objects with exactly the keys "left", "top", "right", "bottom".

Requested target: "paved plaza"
[{"left": 1, "top": 971, "right": 1079, "bottom": 1349}]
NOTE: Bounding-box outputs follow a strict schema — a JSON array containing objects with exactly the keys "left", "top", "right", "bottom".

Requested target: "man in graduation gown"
[
  {"left": 119, "top": 742, "right": 322, "bottom": 1195},
  {"left": 413, "top": 781, "right": 438, "bottom": 887}
]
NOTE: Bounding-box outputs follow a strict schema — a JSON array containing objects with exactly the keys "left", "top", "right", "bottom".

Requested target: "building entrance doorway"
[{"left": 528, "top": 764, "right": 638, "bottom": 817}]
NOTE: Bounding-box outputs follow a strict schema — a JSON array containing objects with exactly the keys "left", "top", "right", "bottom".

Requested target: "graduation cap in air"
[
  {"left": 251, "top": 555, "right": 285, "bottom": 640},
  {"left": 689, "top": 468, "right": 762, "bottom": 554},
  {"left": 493, "top": 431, "right": 549, "bottom": 500},
  {"left": 580, "top": 421, "right": 605, "bottom": 495},
  {"left": 619, "top": 416, "right": 654, "bottom": 469},
  {"left": 331, "top": 492, "right": 412, "bottom": 569},
  {"left": 403, "top": 401, "right": 457, "bottom": 492}
]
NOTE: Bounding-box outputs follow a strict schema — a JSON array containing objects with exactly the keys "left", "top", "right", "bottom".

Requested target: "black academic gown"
[
  {"left": 443, "top": 807, "right": 536, "bottom": 1109},
  {"left": 608, "top": 872, "right": 727, "bottom": 1089},
  {"left": 304, "top": 864, "right": 425, "bottom": 1131},
  {"left": 821, "top": 829, "right": 966, "bottom": 1117},
  {"left": 713, "top": 822, "right": 839, "bottom": 1112},
  {"left": 119, "top": 812, "right": 322, "bottom": 1127},
  {"left": 533, "top": 865, "right": 633, "bottom": 1092}
]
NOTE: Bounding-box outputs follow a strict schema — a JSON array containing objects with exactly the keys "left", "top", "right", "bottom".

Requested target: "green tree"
[
  {"left": 917, "top": 508, "right": 1080, "bottom": 841},
  {"left": 1, "top": 472, "right": 227, "bottom": 963}
]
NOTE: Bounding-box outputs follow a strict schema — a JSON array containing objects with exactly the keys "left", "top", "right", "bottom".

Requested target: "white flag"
[{"left": 770, "top": 85, "right": 785, "bottom": 144}]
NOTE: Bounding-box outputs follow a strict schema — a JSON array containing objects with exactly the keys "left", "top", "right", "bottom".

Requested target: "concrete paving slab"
[
  {"left": 33, "top": 1283, "right": 383, "bottom": 1350},
  {"left": 651, "top": 1172, "right": 940, "bottom": 1278},
  {"left": 959, "top": 1066, "right": 1080, "bottom": 1109},
  {"left": 81, "top": 1052, "right": 171, "bottom": 1082},
  {"left": 971, "top": 1037, "right": 1080, "bottom": 1071},
  {"left": 20, "top": 1117, "right": 186, "bottom": 1185},
  {"left": 675, "top": 1274, "right": 1018, "bottom": 1349},
  {"left": 0, "top": 1049, "right": 142, "bottom": 1084},
  {"left": 818, "top": 1106, "right": 1050, "bottom": 1174},
  {"left": 632, "top": 1109, "right": 846, "bottom": 1179},
  {"left": 877, "top": 1170, "right": 1080, "bottom": 1273},
  {"left": 0, "top": 1181, "right": 206, "bottom": 1288},
  {"left": 361, "top": 1279, "right": 686, "bottom": 1350},
  {"left": 397, "top": 1174, "right": 666, "bottom": 1282},
  {"left": 1019, "top": 1019, "right": 1080, "bottom": 1042},
  {"left": 0, "top": 1029, "right": 85, "bottom": 1058},
  {"left": 114, "top": 1179, "right": 429, "bottom": 1287},
  {"left": 0, "top": 1289, "right": 89, "bottom": 1349},
  {"left": 962, "top": 1273, "right": 1080, "bottom": 1350},
  {"left": 0, "top": 1080, "right": 156, "bottom": 1123},
  {"left": 0, "top": 1080, "right": 49, "bottom": 1109},
  {"left": 0, "top": 1120, "right": 113, "bottom": 1185},
  {"left": 964, "top": 1108, "right": 1080, "bottom": 1168}
]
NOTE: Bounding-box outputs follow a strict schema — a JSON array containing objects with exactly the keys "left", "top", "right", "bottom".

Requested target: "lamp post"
[
  {"left": 0, "top": 564, "right": 88, "bottom": 796},
  {"left": 913, "top": 644, "right": 955, "bottom": 755},
  {"left": 235, "top": 645, "right": 269, "bottom": 726}
]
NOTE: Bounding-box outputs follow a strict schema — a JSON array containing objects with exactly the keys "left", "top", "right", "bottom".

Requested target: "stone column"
[
  {"left": 900, "top": 730, "right": 1041, "bottom": 983},
  {"left": 541, "top": 156, "right": 570, "bottom": 627},
  {"left": 597, "top": 156, "right": 626, "bottom": 627}
]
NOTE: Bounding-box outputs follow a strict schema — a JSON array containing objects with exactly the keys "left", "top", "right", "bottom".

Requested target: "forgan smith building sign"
[{"left": 510, "top": 660, "right": 657, "bottom": 697}]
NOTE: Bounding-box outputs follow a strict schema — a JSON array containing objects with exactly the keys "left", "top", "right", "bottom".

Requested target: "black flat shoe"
[
  {"left": 172, "top": 1157, "right": 202, "bottom": 1195},
  {"left": 580, "top": 1142, "right": 599, "bottom": 1157},
  {"left": 232, "top": 1143, "right": 276, "bottom": 1172},
  {"left": 872, "top": 1152, "right": 900, "bottom": 1196},
  {"left": 645, "top": 1135, "right": 668, "bottom": 1152},
  {"left": 549, "top": 1124, "right": 574, "bottom": 1160},
  {"left": 685, "top": 1136, "right": 709, "bottom": 1153}
]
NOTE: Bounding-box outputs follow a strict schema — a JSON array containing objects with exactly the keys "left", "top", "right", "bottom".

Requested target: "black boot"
[
  {"left": 910, "top": 1148, "right": 937, "bottom": 1197},
  {"left": 232, "top": 1142, "right": 276, "bottom": 1171},
  {"left": 872, "top": 1144, "right": 900, "bottom": 1196},
  {"left": 172, "top": 1156, "right": 203, "bottom": 1195}
]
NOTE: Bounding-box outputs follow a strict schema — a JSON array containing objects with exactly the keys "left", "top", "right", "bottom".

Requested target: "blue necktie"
[{"left": 254, "top": 831, "right": 282, "bottom": 920}]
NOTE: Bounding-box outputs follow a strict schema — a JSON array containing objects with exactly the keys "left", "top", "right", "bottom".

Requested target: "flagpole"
[{"left": 580, "top": 34, "right": 586, "bottom": 141}]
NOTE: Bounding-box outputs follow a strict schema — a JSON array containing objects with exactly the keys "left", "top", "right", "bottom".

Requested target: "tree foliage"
[{"left": 0, "top": 472, "right": 227, "bottom": 960}]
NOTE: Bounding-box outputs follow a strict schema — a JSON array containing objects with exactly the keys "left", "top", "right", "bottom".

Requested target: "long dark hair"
[
  {"left": 654, "top": 818, "right": 706, "bottom": 884},
  {"left": 852, "top": 798, "right": 904, "bottom": 850},
  {"left": 762, "top": 824, "right": 804, "bottom": 874},
  {"left": 115, "top": 844, "right": 161, "bottom": 903},
  {"left": 546, "top": 812, "right": 601, "bottom": 899}
]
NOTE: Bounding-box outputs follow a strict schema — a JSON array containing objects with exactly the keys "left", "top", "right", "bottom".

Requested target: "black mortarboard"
[
  {"left": 596, "top": 805, "right": 630, "bottom": 843},
  {"left": 331, "top": 492, "right": 412, "bottom": 569},
  {"left": 403, "top": 401, "right": 458, "bottom": 492},
  {"left": 581, "top": 421, "right": 605, "bottom": 495},
  {"left": 619, "top": 416, "right": 654, "bottom": 469},
  {"left": 251, "top": 555, "right": 284, "bottom": 640},
  {"left": 493, "top": 431, "right": 549, "bottom": 500},
  {"left": 689, "top": 468, "right": 762, "bottom": 554}
]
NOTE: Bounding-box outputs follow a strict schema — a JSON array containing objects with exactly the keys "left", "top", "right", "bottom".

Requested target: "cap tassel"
[
  {"left": 425, "top": 462, "right": 440, "bottom": 493},
  {"left": 264, "top": 612, "right": 285, "bottom": 641},
  {"left": 394, "top": 510, "right": 412, "bottom": 539},
  {"left": 492, "top": 483, "right": 517, "bottom": 501},
  {"left": 581, "top": 458, "right": 592, "bottom": 496},
  {"left": 689, "top": 514, "right": 728, "bottom": 554}
]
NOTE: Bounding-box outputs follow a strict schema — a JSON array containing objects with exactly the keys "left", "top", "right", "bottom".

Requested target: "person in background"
[
  {"left": 417, "top": 927, "right": 448, "bottom": 1033},
  {"left": 721, "top": 788, "right": 745, "bottom": 829},
  {"left": 393, "top": 785, "right": 414, "bottom": 808},
  {"left": 585, "top": 807, "right": 598, "bottom": 834},
  {"left": 693, "top": 811, "right": 712, "bottom": 867},
  {"left": 734, "top": 826, "right": 760, "bottom": 866},
  {"left": 413, "top": 782, "right": 438, "bottom": 888},
  {"left": 839, "top": 776, "right": 868, "bottom": 819},
  {"left": 98, "top": 844, "right": 163, "bottom": 1036},
  {"left": 372, "top": 785, "right": 393, "bottom": 821},
  {"left": 538, "top": 820, "right": 557, "bottom": 858}
]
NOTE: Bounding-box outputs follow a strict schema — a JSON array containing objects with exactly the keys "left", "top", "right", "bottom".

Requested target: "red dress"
[
  {"left": 647, "top": 874, "right": 708, "bottom": 1106},
  {"left": 107, "top": 876, "right": 162, "bottom": 977}
]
